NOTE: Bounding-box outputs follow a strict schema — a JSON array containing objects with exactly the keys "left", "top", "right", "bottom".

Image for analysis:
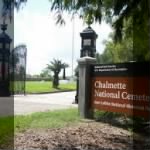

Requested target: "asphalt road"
[{"left": 0, "top": 91, "right": 77, "bottom": 116}]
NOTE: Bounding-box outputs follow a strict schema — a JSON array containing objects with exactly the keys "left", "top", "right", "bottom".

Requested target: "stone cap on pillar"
[{"left": 77, "top": 56, "right": 96, "bottom": 65}]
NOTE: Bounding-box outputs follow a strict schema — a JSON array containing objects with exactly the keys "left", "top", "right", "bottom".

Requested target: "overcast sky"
[{"left": 13, "top": 0, "right": 112, "bottom": 76}]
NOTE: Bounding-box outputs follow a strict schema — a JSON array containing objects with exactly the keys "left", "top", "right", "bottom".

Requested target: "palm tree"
[
  {"left": 47, "top": 59, "right": 64, "bottom": 88},
  {"left": 62, "top": 63, "right": 69, "bottom": 80}
]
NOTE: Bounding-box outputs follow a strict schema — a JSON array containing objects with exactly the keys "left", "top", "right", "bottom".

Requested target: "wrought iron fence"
[{"left": 10, "top": 44, "right": 27, "bottom": 95}]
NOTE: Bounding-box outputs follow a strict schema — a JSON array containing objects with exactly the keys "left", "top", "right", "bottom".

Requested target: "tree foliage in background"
[
  {"left": 40, "top": 68, "right": 52, "bottom": 78},
  {"left": 10, "top": 44, "right": 27, "bottom": 76},
  {"left": 96, "top": 18, "right": 133, "bottom": 64},
  {"left": 96, "top": 37, "right": 133, "bottom": 64},
  {"left": 96, "top": 12, "right": 149, "bottom": 64}
]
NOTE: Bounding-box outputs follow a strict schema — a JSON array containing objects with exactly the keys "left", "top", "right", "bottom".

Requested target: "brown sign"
[{"left": 90, "top": 62, "right": 150, "bottom": 119}]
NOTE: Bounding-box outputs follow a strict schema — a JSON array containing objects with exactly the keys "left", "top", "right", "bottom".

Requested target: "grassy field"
[{"left": 25, "top": 81, "right": 76, "bottom": 93}]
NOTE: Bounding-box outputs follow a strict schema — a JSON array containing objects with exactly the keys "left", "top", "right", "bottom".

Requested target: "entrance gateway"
[
  {"left": 0, "top": 22, "right": 27, "bottom": 96},
  {"left": 78, "top": 58, "right": 150, "bottom": 120},
  {"left": 11, "top": 45, "right": 27, "bottom": 95}
]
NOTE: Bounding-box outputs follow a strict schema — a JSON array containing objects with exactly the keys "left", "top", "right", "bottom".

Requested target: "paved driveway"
[
  {"left": 14, "top": 91, "right": 77, "bottom": 115},
  {"left": 0, "top": 91, "right": 77, "bottom": 116}
]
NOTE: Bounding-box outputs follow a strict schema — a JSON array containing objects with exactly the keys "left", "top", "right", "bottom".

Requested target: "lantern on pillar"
[
  {"left": 74, "top": 26, "right": 98, "bottom": 104},
  {"left": 0, "top": 23, "right": 12, "bottom": 96},
  {"left": 80, "top": 26, "right": 98, "bottom": 58}
]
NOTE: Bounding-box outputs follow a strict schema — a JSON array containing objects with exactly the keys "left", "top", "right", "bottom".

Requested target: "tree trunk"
[
  {"left": 63, "top": 68, "right": 66, "bottom": 80},
  {"left": 53, "top": 73, "right": 59, "bottom": 88}
]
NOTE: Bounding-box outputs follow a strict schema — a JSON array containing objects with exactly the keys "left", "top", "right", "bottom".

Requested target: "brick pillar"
[{"left": 78, "top": 56, "right": 96, "bottom": 118}]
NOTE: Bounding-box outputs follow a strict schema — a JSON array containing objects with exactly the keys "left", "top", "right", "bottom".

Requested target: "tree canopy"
[
  {"left": 50, "top": 0, "right": 150, "bottom": 62},
  {"left": 2, "top": 0, "right": 149, "bottom": 62},
  {"left": 1, "top": 0, "right": 27, "bottom": 22},
  {"left": 2, "top": 0, "right": 149, "bottom": 42},
  {"left": 49, "top": 0, "right": 149, "bottom": 42}
]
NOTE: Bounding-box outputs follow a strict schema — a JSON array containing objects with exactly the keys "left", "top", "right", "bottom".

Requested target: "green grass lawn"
[
  {"left": 14, "top": 108, "right": 80, "bottom": 133},
  {"left": 0, "top": 108, "right": 80, "bottom": 148},
  {"left": 0, "top": 116, "right": 14, "bottom": 147},
  {"left": 25, "top": 81, "right": 76, "bottom": 93},
  {"left": 1, "top": 108, "right": 142, "bottom": 148}
]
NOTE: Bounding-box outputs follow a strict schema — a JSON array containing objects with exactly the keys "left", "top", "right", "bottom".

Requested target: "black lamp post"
[
  {"left": 0, "top": 23, "right": 12, "bottom": 96},
  {"left": 74, "top": 26, "right": 98, "bottom": 103}
]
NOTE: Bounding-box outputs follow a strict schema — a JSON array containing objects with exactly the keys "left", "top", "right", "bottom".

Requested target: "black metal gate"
[{"left": 10, "top": 44, "right": 27, "bottom": 95}]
